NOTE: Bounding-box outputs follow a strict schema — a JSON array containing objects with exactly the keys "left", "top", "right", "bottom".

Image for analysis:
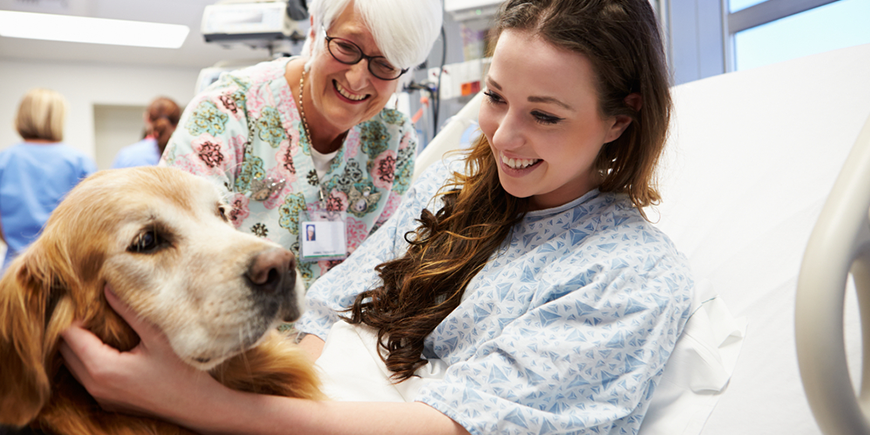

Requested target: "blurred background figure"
[
  {"left": 0, "top": 88, "right": 97, "bottom": 271},
  {"left": 111, "top": 96, "right": 180, "bottom": 169}
]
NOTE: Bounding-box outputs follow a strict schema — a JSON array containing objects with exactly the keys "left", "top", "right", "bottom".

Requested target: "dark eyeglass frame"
[{"left": 322, "top": 26, "right": 408, "bottom": 81}]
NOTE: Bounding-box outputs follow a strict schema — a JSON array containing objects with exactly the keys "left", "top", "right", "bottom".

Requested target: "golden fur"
[{"left": 0, "top": 167, "right": 322, "bottom": 434}]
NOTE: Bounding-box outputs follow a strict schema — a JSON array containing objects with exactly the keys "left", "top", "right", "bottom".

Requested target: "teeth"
[
  {"left": 502, "top": 154, "right": 539, "bottom": 169},
  {"left": 335, "top": 82, "right": 367, "bottom": 101}
]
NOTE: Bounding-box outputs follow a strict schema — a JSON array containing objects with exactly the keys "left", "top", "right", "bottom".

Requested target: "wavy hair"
[
  {"left": 346, "top": 141, "right": 525, "bottom": 380},
  {"left": 346, "top": 0, "right": 672, "bottom": 381}
]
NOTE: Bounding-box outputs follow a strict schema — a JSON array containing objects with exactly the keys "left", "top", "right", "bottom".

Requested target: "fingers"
[
  {"left": 60, "top": 302, "right": 174, "bottom": 416},
  {"left": 59, "top": 321, "right": 127, "bottom": 411},
  {"left": 104, "top": 285, "right": 164, "bottom": 348},
  {"left": 59, "top": 322, "right": 95, "bottom": 387},
  {"left": 60, "top": 321, "right": 122, "bottom": 368},
  {"left": 59, "top": 289, "right": 206, "bottom": 420},
  {"left": 104, "top": 284, "right": 141, "bottom": 328}
]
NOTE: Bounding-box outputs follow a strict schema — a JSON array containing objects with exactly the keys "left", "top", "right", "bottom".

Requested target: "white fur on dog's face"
[{"left": 89, "top": 168, "right": 299, "bottom": 371}]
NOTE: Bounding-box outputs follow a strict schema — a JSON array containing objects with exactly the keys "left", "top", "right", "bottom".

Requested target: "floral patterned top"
[{"left": 160, "top": 57, "right": 417, "bottom": 288}]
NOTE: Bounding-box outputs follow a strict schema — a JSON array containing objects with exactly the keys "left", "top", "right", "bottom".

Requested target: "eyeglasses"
[{"left": 323, "top": 27, "right": 408, "bottom": 81}]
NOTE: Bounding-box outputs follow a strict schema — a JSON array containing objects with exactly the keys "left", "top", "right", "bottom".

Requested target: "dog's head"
[{"left": 0, "top": 166, "right": 301, "bottom": 426}]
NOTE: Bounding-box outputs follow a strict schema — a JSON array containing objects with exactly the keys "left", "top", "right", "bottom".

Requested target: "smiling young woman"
[{"left": 479, "top": 30, "right": 639, "bottom": 211}]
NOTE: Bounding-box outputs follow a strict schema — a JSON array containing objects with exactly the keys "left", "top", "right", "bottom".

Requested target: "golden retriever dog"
[{"left": 0, "top": 167, "right": 322, "bottom": 434}]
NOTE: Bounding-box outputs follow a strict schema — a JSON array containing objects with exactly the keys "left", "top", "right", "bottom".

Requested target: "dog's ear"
[{"left": 0, "top": 244, "right": 73, "bottom": 427}]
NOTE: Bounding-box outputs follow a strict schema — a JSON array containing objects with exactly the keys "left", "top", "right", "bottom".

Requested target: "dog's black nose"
[{"left": 246, "top": 248, "right": 295, "bottom": 294}]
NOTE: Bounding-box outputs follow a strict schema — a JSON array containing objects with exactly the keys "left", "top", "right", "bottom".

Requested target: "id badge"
[{"left": 300, "top": 210, "right": 347, "bottom": 262}]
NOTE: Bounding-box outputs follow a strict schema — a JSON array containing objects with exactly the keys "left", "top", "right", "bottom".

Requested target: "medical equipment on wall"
[
  {"left": 426, "top": 57, "right": 489, "bottom": 101},
  {"left": 402, "top": 1, "right": 491, "bottom": 149},
  {"left": 201, "top": 0, "right": 309, "bottom": 51},
  {"left": 444, "top": 0, "right": 501, "bottom": 27},
  {"left": 196, "top": 0, "right": 309, "bottom": 93},
  {"left": 401, "top": 23, "right": 447, "bottom": 150},
  {"left": 441, "top": 0, "right": 496, "bottom": 102}
]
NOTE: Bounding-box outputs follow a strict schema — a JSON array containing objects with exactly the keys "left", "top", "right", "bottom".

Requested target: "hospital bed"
[{"left": 415, "top": 42, "right": 870, "bottom": 434}]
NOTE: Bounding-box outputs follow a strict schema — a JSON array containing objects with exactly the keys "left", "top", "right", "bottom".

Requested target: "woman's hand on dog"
[
  {"left": 60, "top": 285, "right": 220, "bottom": 423},
  {"left": 61, "top": 289, "right": 473, "bottom": 435}
]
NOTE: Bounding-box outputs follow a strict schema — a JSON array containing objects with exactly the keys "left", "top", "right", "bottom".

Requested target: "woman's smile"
[
  {"left": 500, "top": 153, "right": 541, "bottom": 171},
  {"left": 333, "top": 80, "right": 369, "bottom": 103}
]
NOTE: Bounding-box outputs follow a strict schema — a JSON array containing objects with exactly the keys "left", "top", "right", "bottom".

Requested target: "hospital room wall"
[{"left": 0, "top": 58, "right": 199, "bottom": 163}]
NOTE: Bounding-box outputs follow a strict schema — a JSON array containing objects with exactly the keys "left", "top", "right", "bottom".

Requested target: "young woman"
[{"left": 61, "top": 0, "right": 693, "bottom": 433}]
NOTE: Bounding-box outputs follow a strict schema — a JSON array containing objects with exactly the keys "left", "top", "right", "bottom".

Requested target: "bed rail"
[
  {"left": 796, "top": 112, "right": 870, "bottom": 435},
  {"left": 412, "top": 92, "right": 483, "bottom": 184}
]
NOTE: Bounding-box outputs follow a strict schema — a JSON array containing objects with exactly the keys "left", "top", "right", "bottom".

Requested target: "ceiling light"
[{"left": 0, "top": 11, "right": 190, "bottom": 49}]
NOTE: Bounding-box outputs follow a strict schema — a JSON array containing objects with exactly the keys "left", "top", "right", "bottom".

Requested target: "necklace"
[
  {"left": 298, "top": 72, "right": 313, "bottom": 147},
  {"left": 299, "top": 71, "right": 326, "bottom": 203}
]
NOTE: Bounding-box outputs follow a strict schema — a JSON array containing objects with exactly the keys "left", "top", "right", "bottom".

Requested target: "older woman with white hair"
[{"left": 161, "top": 0, "right": 443, "bottom": 288}]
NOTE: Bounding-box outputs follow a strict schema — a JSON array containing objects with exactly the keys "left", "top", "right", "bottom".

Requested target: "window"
[
  {"left": 732, "top": 0, "right": 870, "bottom": 71},
  {"left": 730, "top": 0, "right": 766, "bottom": 13},
  {"left": 665, "top": 0, "right": 870, "bottom": 84}
]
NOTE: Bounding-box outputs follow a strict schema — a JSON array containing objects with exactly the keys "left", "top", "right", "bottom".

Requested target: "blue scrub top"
[
  {"left": 111, "top": 137, "right": 161, "bottom": 169},
  {"left": 0, "top": 142, "right": 96, "bottom": 269}
]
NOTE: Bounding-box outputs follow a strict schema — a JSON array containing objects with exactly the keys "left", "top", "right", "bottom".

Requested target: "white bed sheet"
[
  {"left": 316, "top": 293, "right": 746, "bottom": 433},
  {"left": 652, "top": 42, "right": 870, "bottom": 434}
]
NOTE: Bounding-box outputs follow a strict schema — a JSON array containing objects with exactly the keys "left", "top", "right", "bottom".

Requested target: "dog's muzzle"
[{"left": 245, "top": 248, "right": 300, "bottom": 322}]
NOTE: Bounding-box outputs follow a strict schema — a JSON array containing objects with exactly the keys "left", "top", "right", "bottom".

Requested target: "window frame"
[{"left": 663, "top": 0, "right": 841, "bottom": 85}]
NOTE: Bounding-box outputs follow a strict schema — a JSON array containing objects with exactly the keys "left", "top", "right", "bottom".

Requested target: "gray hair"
[{"left": 303, "top": 0, "right": 443, "bottom": 71}]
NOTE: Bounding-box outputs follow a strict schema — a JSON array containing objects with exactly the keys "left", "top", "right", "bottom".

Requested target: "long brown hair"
[
  {"left": 346, "top": 142, "right": 525, "bottom": 380},
  {"left": 346, "top": 0, "right": 672, "bottom": 381}
]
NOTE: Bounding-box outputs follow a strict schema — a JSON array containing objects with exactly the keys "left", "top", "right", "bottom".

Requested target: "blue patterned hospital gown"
[{"left": 297, "top": 160, "right": 694, "bottom": 434}]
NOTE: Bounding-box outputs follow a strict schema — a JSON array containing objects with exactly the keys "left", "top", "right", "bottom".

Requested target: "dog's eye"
[
  {"left": 217, "top": 205, "right": 229, "bottom": 222},
  {"left": 129, "top": 231, "right": 162, "bottom": 254}
]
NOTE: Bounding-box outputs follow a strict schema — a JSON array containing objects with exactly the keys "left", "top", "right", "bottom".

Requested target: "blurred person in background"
[
  {"left": 111, "top": 97, "right": 181, "bottom": 169},
  {"left": 0, "top": 88, "right": 96, "bottom": 271}
]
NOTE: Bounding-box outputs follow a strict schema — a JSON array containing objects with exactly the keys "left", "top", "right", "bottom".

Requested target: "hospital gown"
[{"left": 297, "top": 160, "right": 694, "bottom": 434}]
